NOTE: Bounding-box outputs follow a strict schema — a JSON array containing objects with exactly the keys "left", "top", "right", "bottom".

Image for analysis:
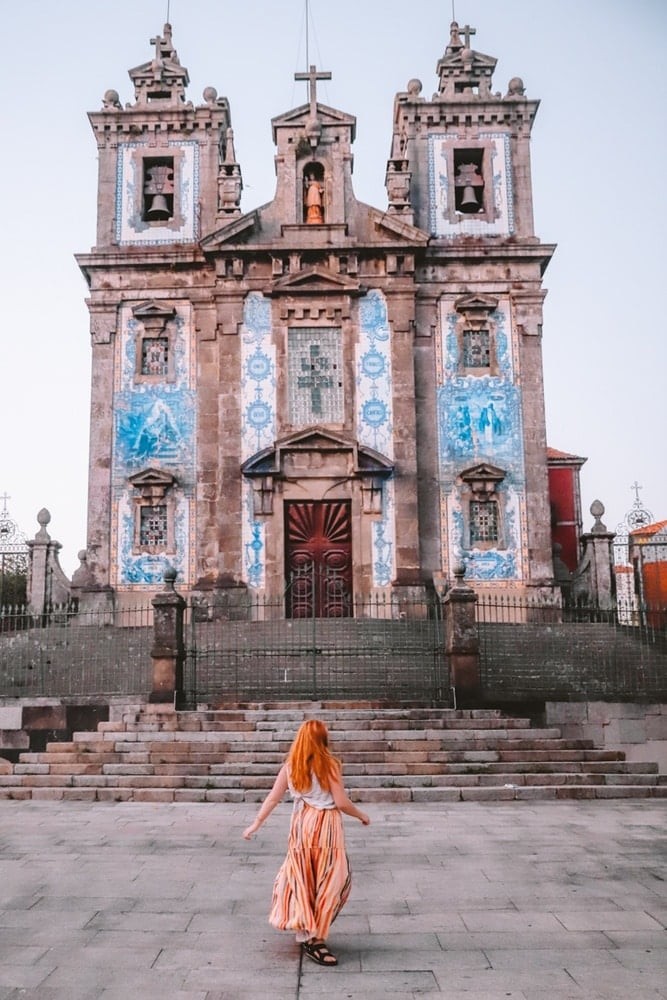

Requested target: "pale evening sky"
[{"left": 0, "top": 0, "right": 665, "bottom": 576}]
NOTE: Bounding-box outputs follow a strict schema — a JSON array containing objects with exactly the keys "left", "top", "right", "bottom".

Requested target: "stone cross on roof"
[
  {"left": 150, "top": 23, "right": 178, "bottom": 69},
  {"left": 294, "top": 64, "right": 332, "bottom": 120},
  {"left": 460, "top": 23, "right": 476, "bottom": 48}
]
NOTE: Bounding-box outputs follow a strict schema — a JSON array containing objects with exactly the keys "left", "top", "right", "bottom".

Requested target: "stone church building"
[{"left": 77, "top": 20, "right": 558, "bottom": 614}]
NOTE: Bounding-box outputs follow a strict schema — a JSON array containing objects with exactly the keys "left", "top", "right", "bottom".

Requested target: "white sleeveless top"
[{"left": 287, "top": 768, "right": 335, "bottom": 810}]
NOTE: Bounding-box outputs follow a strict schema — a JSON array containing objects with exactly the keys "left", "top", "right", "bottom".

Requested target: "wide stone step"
[
  {"left": 4, "top": 765, "right": 660, "bottom": 793},
  {"left": 2, "top": 782, "right": 666, "bottom": 804},
  {"left": 6, "top": 701, "right": 663, "bottom": 804}
]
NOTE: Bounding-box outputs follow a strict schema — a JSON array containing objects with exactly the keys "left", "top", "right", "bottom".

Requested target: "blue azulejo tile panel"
[
  {"left": 447, "top": 490, "right": 524, "bottom": 582},
  {"left": 437, "top": 298, "right": 526, "bottom": 582},
  {"left": 372, "top": 481, "right": 395, "bottom": 588},
  {"left": 116, "top": 141, "right": 199, "bottom": 245},
  {"left": 241, "top": 293, "right": 275, "bottom": 461},
  {"left": 428, "top": 133, "right": 514, "bottom": 238},
  {"left": 356, "top": 290, "right": 396, "bottom": 587},
  {"left": 116, "top": 491, "right": 190, "bottom": 586},
  {"left": 112, "top": 303, "right": 196, "bottom": 589},
  {"left": 114, "top": 387, "right": 196, "bottom": 468},
  {"left": 242, "top": 482, "right": 265, "bottom": 590},
  {"left": 443, "top": 307, "right": 513, "bottom": 380},
  {"left": 438, "top": 379, "right": 522, "bottom": 467},
  {"left": 241, "top": 293, "right": 275, "bottom": 588},
  {"left": 356, "top": 290, "right": 393, "bottom": 459}
]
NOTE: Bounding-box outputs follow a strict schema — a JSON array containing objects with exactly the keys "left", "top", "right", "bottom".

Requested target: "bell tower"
[
  {"left": 389, "top": 20, "right": 556, "bottom": 592},
  {"left": 261, "top": 63, "right": 357, "bottom": 234},
  {"left": 78, "top": 25, "right": 242, "bottom": 595}
]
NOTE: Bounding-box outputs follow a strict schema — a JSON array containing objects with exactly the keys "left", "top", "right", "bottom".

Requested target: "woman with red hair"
[{"left": 243, "top": 718, "right": 370, "bottom": 966}]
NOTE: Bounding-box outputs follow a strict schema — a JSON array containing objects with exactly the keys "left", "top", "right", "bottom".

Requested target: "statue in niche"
[{"left": 304, "top": 172, "right": 324, "bottom": 224}]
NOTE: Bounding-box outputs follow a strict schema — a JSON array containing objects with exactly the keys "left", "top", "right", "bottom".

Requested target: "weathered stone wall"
[
  {"left": 0, "top": 700, "right": 114, "bottom": 762},
  {"left": 546, "top": 702, "right": 667, "bottom": 774}
]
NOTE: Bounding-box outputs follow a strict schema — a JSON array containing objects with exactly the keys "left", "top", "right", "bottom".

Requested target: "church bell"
[
  {"left": 146, "top": 194, "right": 171, "bottom": 220},
  {"left": 460, "top": 185, "right": 479, "bottom": 208}
]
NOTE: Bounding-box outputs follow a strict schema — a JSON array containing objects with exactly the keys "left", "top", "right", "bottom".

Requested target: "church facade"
[{"left": 77, "top": 21, "right": 557, "bottom": 613}]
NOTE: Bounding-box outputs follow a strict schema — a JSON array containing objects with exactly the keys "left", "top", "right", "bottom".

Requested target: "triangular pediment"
[
  {"left": 454, "top": 293, "right": 499, "bottom": 314},
  {"left": 131, "top": 301, "right": 177, "bottom": 321},
  {"left": 439, "top": 49, "right": 497, "bottom": 72},
  {"left": 242, "top": 427, "right": 393, "bottom": 478},
  {"left": 272, "top": 103, "right": 356, "bottom": 140},
  {"left": 128, "top": 467, "right": 177, "bottom": 488},
  {"left": 460, "top": 462, "right": 506, "bottom": 483},
  {"left": 201, "top": 211, "right": 258, "bottom": 250},
  {"left": 271, "top": 265, "right": 360, "bottom": 294}
]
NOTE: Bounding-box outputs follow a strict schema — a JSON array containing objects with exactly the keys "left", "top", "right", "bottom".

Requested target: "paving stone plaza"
[{"left": 1, "top": 800, "right": 665, "bottom": 999}]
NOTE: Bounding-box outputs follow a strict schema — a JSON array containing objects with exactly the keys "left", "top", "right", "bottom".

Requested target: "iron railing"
[
  {"left": 184, "top": 589, "right": 446, "bottom": 705},
  {"left": 0, "top": 602, "right": 153, "bottom": 697},
  {"left": 477, "top": 594, "right": 667, "bottom": 702}
]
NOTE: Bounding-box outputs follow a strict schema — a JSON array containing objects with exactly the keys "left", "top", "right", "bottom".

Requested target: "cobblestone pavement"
[{"left": 0, "top": 800, "right": 666, "bottom": 999}]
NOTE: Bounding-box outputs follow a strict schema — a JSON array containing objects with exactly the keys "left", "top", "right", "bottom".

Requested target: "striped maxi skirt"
[{"left": 269, "top": 802, "right": 351, "bottom": 942}]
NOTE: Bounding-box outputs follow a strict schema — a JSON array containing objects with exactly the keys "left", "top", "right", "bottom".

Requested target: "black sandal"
[{"left": 302, "top": 939, "right": 338, "bottom": 966}]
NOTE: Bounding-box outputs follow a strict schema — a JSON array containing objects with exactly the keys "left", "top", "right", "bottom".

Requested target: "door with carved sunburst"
[{"left": 285, "top": 501, "right": 352, "bottom": 618}]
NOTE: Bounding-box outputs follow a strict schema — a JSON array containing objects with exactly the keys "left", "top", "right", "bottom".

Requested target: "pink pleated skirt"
[{"left": 269, "top": 803, "right": 351, "bottom": 942}]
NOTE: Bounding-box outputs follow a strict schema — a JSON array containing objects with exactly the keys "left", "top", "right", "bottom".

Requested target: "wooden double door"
[{"left": 285, "top": 500, "right": 353, "bottom": 618}]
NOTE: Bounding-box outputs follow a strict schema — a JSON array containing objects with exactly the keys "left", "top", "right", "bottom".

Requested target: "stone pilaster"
[
  {"left": 150, "top": 568, "right": 186, "bottom": 706},
  {"left": 442, "top": 566, "right": 480, "bottom": 705}
]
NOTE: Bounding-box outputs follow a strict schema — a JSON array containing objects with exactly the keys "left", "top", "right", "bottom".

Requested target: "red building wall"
[{"left": 547, "top": 449, "right": 586, "bottom": 574}]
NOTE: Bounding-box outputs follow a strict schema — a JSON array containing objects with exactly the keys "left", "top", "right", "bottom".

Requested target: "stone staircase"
[{"left": 1, "top": 702, "right": 666, "bottom": 802}]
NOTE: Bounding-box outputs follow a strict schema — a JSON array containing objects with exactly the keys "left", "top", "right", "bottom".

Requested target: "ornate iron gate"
[{"left": 184, "top": 587, "right": 446, "bottom": 705}]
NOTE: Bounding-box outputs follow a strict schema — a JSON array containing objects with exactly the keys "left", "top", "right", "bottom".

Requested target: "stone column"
[
  {"left": 150, "top": 568, "right": 186, "bottom": 706},
  {"left": 442, "top": 565, "right": 480, "bottom": 705}
]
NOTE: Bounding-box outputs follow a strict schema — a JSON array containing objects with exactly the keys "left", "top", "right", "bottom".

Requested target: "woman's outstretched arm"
[
  {"left": 242, "top": 764, "right": 289, "bottom": 839},
  {"left": 330, "top": 770, "right": 371, "bottom": 825}
]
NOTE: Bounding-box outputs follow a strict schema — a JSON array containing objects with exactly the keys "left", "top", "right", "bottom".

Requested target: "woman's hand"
[
  {"left": 358, "top": 811, "right": 371, "bottom": 826},
  {"left": 242, "top": 820, "right": 260, "bottom": 840}
]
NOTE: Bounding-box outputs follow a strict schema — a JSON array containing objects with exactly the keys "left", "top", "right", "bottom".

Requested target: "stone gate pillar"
[
  {"left": 442, "top": 565, "right": 480, "bottom": 705},
  {"left": 572, "top": 500, "right": 616, "bottom": 609},
  {"left": 150, "top": 568, "right": 185, "bottom": 707},
  {"left": 26, "top": 508, "right": 72, "bottom": 614}
]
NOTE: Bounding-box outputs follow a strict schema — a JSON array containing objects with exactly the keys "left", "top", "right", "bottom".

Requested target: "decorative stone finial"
[
  {"left": 163, "top": 566, "right": 178, "bottom": 590},
  {"left": 102, "top": 89, "right": 121, "bottom": 110},
  {"left": 448, "top": 21, "right": 463, "bottom": 51},
  {"left": 224, "top": 127, "right": 237, "bottom": 165},
  {"left": 453, "top": 564, "right": 466, "bottom": 585},
  {"left": 203, "top": 86, "right": 218, "bottom": 105},
  {"left": 590, "top": 499, "right": 608, "bottom": 534},
  {"left": 507, "top": 77, "right": 525, "bottom": 96}
]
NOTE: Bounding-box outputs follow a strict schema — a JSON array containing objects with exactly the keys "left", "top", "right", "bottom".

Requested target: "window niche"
[
  {"left": 142, "top": 157, "right": 174, "bottom": 222},
  {"left": 132, "top": 302, "right": 177, "bottom": 383},
  {"left": 303, "top": 162, "right": 325, "bottom": 224},
  {"left": 445, "top": 141, "right": 495, "bottom": 223},
  {"left": 128, "top": 468, "right": 178, "bottom": 555},
  {"left": 460, "top": 463, "right": 506, "bottom": 550},
  {"left": 454, "top": 294, "right": 499, "bottom": 376},
  {"left": 129, "top": 146, "right": 186, "bottom": 233}
]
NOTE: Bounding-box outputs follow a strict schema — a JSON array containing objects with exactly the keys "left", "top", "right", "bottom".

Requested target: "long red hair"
[{"left": 287, "top": 719, "right": 341, "bottom": 793}]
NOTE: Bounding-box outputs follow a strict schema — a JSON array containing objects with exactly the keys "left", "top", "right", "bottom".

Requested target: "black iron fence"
[
  {"left": 1, "top": 590, "right": 665, "bottom": 705},
  {"left": 184, "top": 590, "right": 446, "bottom": 705},
  {"left": 477, "top": 595, "right": 667, "bottom": 702},
  {"left": 0, "top": 603, "right": 153, "bottom": 697}
]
